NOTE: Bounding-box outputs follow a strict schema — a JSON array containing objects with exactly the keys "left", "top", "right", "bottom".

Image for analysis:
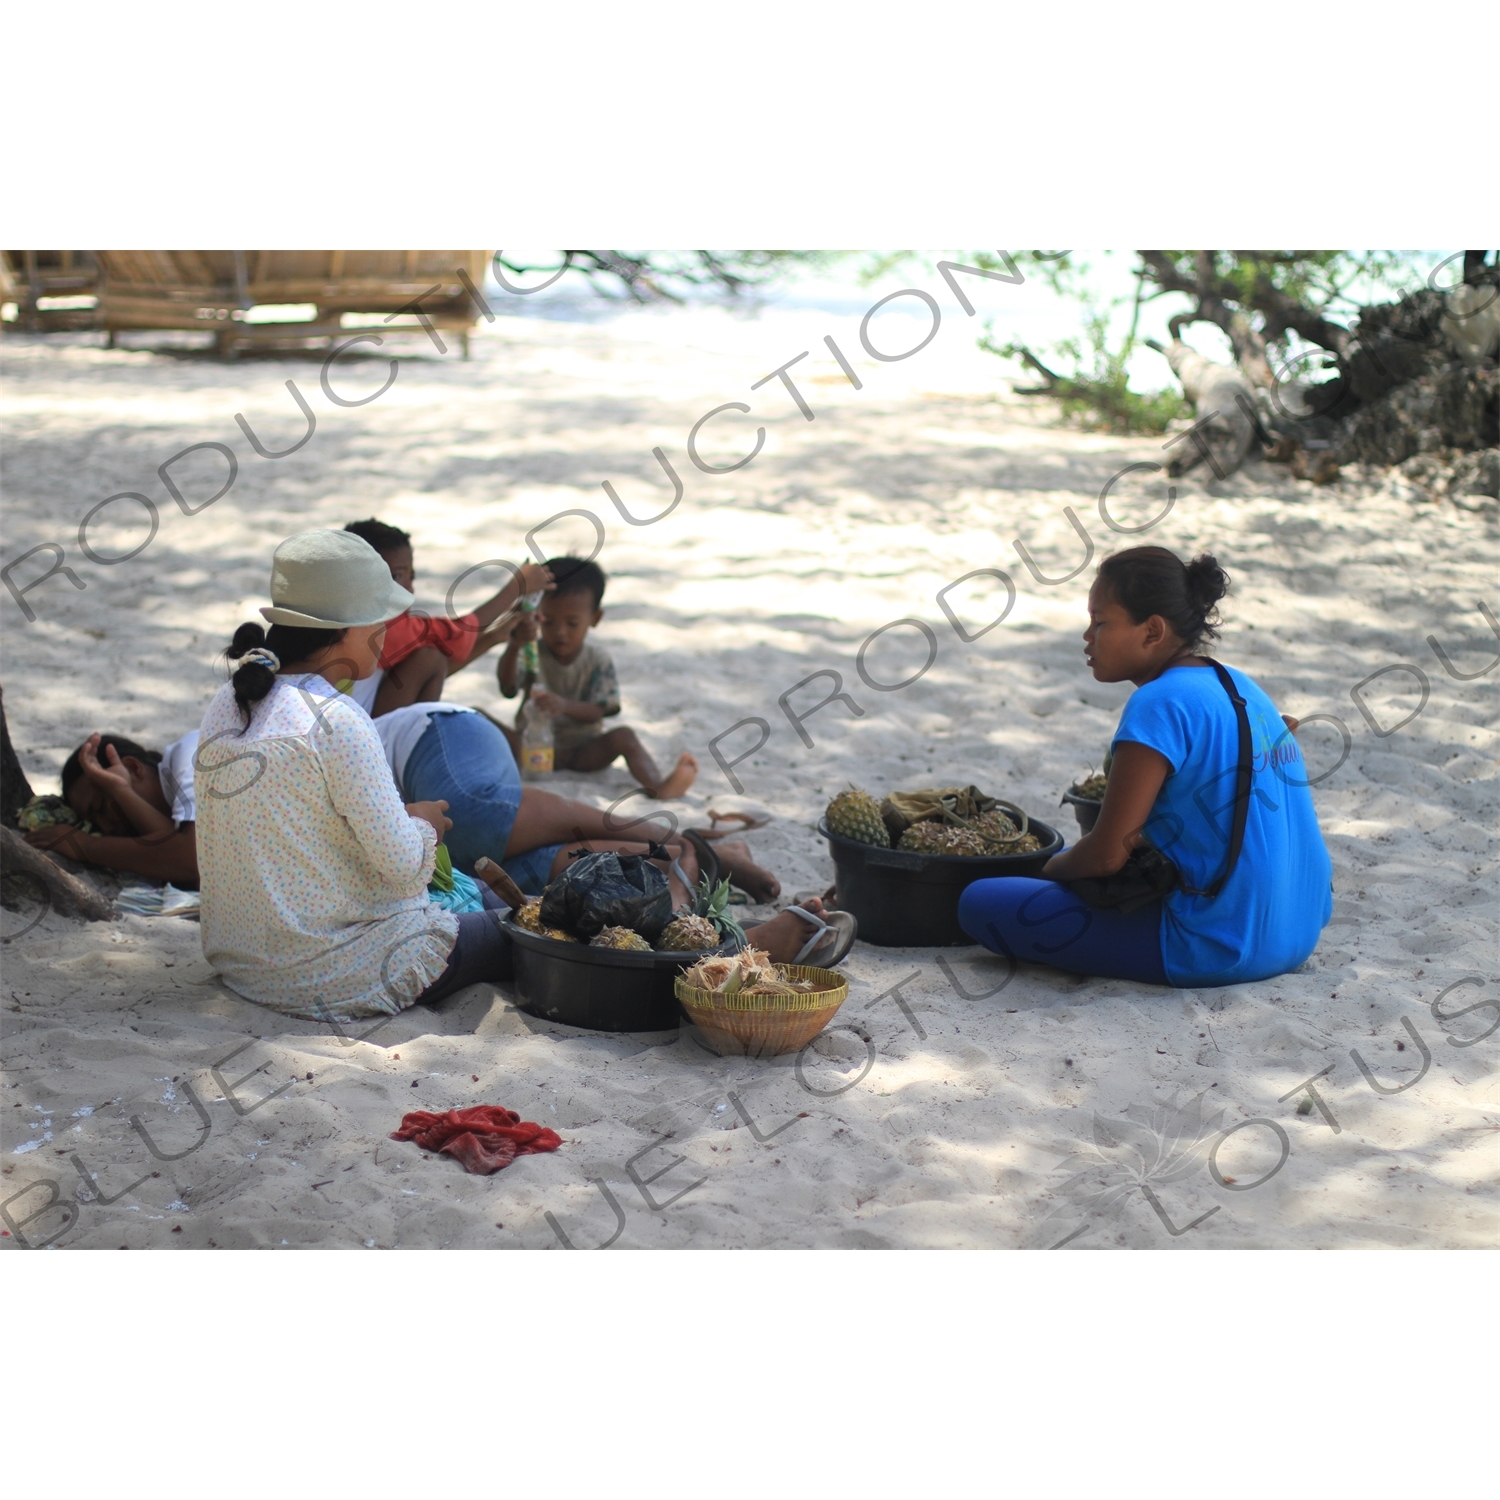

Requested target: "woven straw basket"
[{"left": 675, "top": 964, "right": 849, "bottom": 1057}]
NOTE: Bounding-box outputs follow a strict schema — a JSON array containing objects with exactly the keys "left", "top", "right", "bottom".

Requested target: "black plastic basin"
[
  {"left": 504, "top": 920, "right": 728, "bottom": 1032},
  {"left": 1060, "top": 789, "right": 1102, "bottom": 834},
  {"left": 818, "top": 816, "right": 1064, "bottom": 947}
]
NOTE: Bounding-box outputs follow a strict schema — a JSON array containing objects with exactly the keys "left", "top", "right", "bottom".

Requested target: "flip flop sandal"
[
  {"left": 784, "top": 905, "right": 858, "bottom": 967},
  {"left": 792, "top": 886, "right": 842, "bottom": 911},
  {"left": 687, "top": 809, "right": 774, "bottom": 840},
  {"left": 681, "top": 829, "right": 723, "bottom": 890}
]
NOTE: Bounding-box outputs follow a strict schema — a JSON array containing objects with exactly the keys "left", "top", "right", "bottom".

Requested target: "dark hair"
[
  {"left": 1095, "top": 546, "right": 1230, "bottom": 652},
  {"left": 226, "top": 621, "right": 345, "bottom": 726},
  {"left": 344, "top": 518, "right": 412, "bottom": 556},
  {"left": 545, "top": 555, "right": 606, "bottom": 609},
  {"left": 61, "top": 735, "right": 160, "bottom": 803}
]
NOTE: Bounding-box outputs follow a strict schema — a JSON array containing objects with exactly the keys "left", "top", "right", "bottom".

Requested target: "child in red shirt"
[{"left": 344, "top": 519, "right": 552, "bottom": 716}]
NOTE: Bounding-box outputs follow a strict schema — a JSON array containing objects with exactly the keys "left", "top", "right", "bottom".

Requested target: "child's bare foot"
[
  {"left": 650, "top": 753, "right": 698, "bottom": 800},
  {"left": 713, "top": 837, "right": 780, "bottom": 903}
]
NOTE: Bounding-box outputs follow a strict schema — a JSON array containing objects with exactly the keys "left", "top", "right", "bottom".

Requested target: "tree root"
[{"left": 0, "top": 825, "right": 114, "bottom": 923}]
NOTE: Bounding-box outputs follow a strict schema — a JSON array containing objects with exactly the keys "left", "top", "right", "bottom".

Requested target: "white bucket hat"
[{"left": 259, "top": 530, "right": 415, "bottom": 629}]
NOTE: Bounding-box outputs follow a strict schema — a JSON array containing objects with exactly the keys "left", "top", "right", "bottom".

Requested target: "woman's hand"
[{"left": 406, "top": 799, "right": 453, "bottom": 842}]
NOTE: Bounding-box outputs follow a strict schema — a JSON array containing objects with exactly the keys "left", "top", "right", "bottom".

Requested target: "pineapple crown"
[{"left": 681, "top": 874, "right": 747, "bottom": 950}]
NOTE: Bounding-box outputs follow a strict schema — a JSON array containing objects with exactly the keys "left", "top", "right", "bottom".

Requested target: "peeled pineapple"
[
  {"left": 658, "top": 913, "right": 720, "bottom": 952},
  {"left": 591, "top": 926, "right": 652, "bottom": 951},
  {"left": 683, "top": 954, "right": 740, "bottom": 991},
  {"left": 826, "top": 787, "right": 891, "bottom": 847},
  {"left": 682, "top": 947, "right": 814, "bottom": 996}
]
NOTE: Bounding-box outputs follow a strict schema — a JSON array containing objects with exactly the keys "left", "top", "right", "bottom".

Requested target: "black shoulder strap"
[{"left": 1182, "top": 659, "right": 1253, "bottom": 899}]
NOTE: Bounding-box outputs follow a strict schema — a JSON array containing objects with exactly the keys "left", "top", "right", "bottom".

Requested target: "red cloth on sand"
[
  {"left": 379, "top": 609, "right": 481, "bottom": 670},
  {"left": 391, "top": 1105, "right": 562, "bottom": 1175}
]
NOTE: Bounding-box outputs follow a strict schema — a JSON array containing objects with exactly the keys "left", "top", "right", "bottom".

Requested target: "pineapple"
[
  {"left": 899, "top": 821, "right": 988, "bottom": 856},
  {"left": 1073, "top": 770, "right": 1108, "bottom": 801},
  {"left": 512, "top": 899, "right": 579, "bottom": 940},
  {"left": 658, "top": 913, "right": 720, "bottom": 952},
  {"left": 826, "top": 787, "right": 891, "bottom": 847},
  {"left": 672, "top": 874, "right": 747, "bottom": 949},
  {"left": 972, "top": 809, "right": 1042, "bottom": 854},
  {"left": 591, "top": 926, "right": 652, "bottom": 951}
]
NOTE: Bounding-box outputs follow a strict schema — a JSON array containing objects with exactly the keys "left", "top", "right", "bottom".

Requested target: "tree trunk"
[
  {"left": 1, "top": 825, "right": 114, "bottom": 922},
  {"left": 1, "top": 684, "right": 35, "bottom": 829},
  {"left": 0, "top": 686, "right": 114, "bottom": 923}
]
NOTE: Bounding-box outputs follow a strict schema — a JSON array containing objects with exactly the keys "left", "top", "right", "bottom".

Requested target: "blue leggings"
[
  {"left": 401, "top": 711, "right": 564, "bottom": 892},
  {"left": 957, "top": 877, "right": 1170, "bottom": 985}
]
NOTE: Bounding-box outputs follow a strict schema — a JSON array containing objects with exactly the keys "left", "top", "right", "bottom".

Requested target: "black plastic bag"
[
  {"left": 539, "top": 850, "right": 673, "bottom": 941},
  {"left": 1068, "top": 845, "right": 1180, "bottom": 915}
]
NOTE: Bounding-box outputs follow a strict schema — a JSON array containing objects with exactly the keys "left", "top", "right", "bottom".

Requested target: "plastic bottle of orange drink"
[{"left": 520, "top": 688, "right": 554, "bottom": 778}]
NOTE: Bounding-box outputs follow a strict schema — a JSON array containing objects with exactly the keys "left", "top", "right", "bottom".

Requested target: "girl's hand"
[
  {"left": 518, "top": 562, "right": 555, "bottom": 595},
  {"left": 406, "top": 799, "right": 453, "bottom": 841},
  {"left": 512, "top": 614, "right": 540, "bottom": 643},
  {"left": 530, "top": 689, "right": 566, "bottom": 716},
  {"left": 24, "top": 825, "right": 88, "bottom": 860},
  {"left": 79, "top": 734, "right": 134, "bottom": 800}
]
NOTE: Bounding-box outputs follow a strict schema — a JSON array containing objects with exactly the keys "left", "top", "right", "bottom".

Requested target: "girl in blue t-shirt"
[{"left": 958, "top": 546, "right": 1333, "bottom": 986}]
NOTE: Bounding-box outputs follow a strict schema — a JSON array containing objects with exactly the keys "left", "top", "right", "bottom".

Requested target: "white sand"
[{"left": 2, "top": 306, "right": 1497, "bottom": 1250}]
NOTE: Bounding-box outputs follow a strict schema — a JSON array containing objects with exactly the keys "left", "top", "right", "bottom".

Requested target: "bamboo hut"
[
  {"left": 0, "top": 251, "right": 102, "bottom": 331},
  {"left": 4, "top": 251, "right": 492, "bottom": 357}
]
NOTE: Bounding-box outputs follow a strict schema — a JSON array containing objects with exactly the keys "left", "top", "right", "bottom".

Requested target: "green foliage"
[
  {"left": 979, "top": 250, "right": 1441, "bottom": 432},
  {"left": 983, "top": 322, "right": 1186, "bottom": 435},
  {"left": 1142, "top": 250, "right": 1424, "bottom": 321},
  {"left": 982, "top": 253, "right": 1186, "bottom": 434}
]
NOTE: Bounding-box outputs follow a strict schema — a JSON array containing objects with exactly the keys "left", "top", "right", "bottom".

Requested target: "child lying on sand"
[
  {"left": 498, "top": 556, "right": 698, "bottom": 800},
  {"left": 23, "top": 731, "right": 200, "bottom": 887},
  {"left": 342, "top": 518, "right": 553, "bottom": 716}
]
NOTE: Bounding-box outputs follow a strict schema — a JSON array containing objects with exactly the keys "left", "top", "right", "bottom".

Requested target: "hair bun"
[
  {"left": 229, "top": 620, "right": 268, "bottom": 659},
  {"left": 1184, "top": 553, "right": 1230, "bottom": 613},
  {"left": 227, "top": 620, "right": 277, "bottom": 723},
  {"left": 229, "top": 660, "right": 277, "bottom": 707}
]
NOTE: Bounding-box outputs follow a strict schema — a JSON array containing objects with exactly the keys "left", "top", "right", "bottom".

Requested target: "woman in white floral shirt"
[
  {"left": 198, "top": 531, "right": 855, "bottom": 1022},
  {"left": 196, "top": 531, "right": 489, "bottom": 1022}
]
